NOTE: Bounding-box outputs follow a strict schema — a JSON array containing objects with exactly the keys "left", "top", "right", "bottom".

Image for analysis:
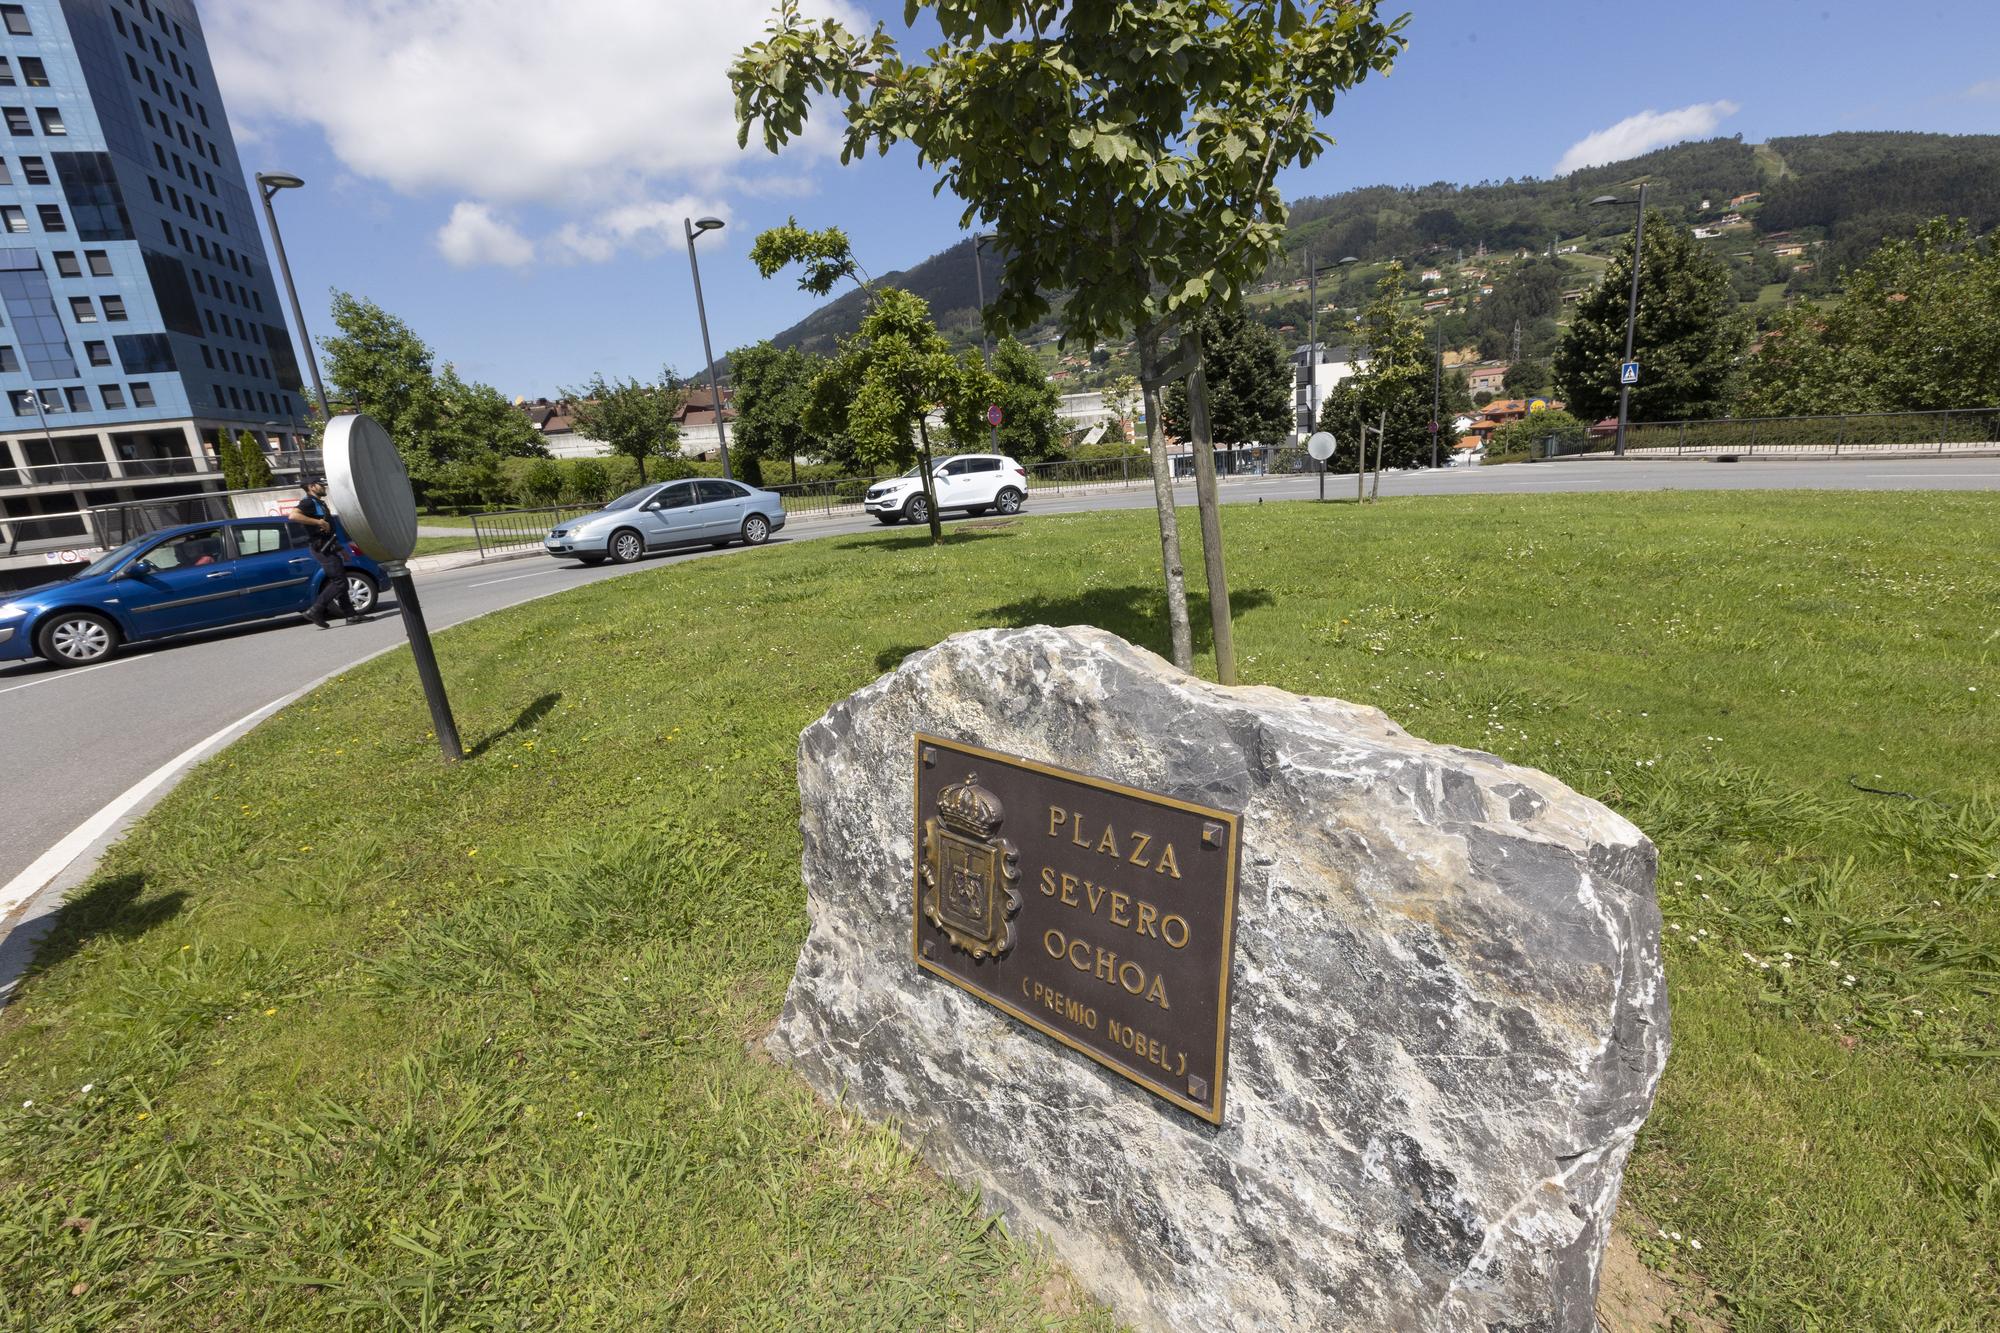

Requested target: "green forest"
[{"left": 764, "top": 132, "right": 2000, "bottom": 390}]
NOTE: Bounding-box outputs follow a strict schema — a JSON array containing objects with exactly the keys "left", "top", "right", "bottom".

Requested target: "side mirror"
[{"left": 119, "top": 558, "right": 154, "bottom": 579}]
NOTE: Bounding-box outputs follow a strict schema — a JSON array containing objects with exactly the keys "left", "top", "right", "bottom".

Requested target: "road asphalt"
[{"left": 4, "top": 455, "right": 1998, "bottom": 968}]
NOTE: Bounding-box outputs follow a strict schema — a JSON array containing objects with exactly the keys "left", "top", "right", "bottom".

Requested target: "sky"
[{"left": 206, "top": 0, "right": 2000, "bottom": 400}]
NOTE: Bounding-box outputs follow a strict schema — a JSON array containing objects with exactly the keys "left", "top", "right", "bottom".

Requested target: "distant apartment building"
[
  {"left": 0, "top": 0, "right": 309, "bottom": 585},
  {"left": 1291, "top": 341, "right": 1366, "bottom": 436}
]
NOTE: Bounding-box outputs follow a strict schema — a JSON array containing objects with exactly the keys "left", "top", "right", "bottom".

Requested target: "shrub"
[
  {"left": 1486, "top": 408, "right": 1590, "bottom": 462},
  {"left": 569, "top": 458, "right": 612, "bottom": 504},
  {"left": 516, "top": 457, "right": 563, "bottom": 506}
]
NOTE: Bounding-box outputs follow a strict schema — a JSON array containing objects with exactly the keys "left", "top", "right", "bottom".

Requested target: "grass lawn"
[
  {"left": 3, "top": 493, "right": 1996, "bottom": 1330},
  {"left": 410, "top": 535, "right": 481, "bottom": 557}
]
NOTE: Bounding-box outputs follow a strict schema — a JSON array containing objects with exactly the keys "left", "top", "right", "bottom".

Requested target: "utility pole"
[
  {"left": 1431, "top": 324, "right": 1442, "bottom": 470},
  {"left": 1304, "top": 248, "right": 1318, "bottom": 441},
  {"left": 971, "top": 234, "right": 1000, "bottom": 452}
]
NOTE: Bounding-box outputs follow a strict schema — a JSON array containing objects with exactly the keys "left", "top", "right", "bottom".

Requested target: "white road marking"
[
  {"left": 468, "top": 568, "right": 563, "bottom": 588},
  {"left": 0, "top": 658, "right": 125, "bottom": 695}
]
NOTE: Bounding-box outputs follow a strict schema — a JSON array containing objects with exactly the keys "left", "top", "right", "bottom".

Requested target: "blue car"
[{"left": 0, "top": 516, "right": 387, "bottom": 668}]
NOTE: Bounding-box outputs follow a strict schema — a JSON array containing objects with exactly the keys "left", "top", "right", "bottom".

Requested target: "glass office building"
[{"left": 0, "top": 0, "right": 308, "bottom": 586}]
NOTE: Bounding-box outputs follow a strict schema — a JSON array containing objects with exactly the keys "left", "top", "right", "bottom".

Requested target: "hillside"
[{"left": 758, "top": 131, "right": 2000, "bottom": 387}]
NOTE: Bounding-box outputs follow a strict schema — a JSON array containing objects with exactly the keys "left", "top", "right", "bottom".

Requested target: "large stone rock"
[{"left": 773, "top": 626, "right": 1668, "bottom": 1332}]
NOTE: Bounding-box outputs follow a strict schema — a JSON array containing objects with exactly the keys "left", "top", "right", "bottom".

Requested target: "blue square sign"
[{"left": 1620, "top": 361, "right": 1640, "bottom": 385}]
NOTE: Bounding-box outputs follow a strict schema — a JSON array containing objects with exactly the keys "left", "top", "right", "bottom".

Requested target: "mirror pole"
[{"left": 383, "top": 562, "right": 463, "bottom": 762}]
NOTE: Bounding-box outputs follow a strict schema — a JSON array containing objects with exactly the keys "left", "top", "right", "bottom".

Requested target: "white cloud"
[
  {"left": 436, "top": 203, "right": 535, "bottom": 268},
  {"left": 207, "top": 0, "right": 863, "bottom": 262},
  {"left": 1553, "top": 100, "right": 1741, "bottom": 175},
  {"left": 548, "top": 197, "right": 729, "bottom": 265},
  {"left": 1967, "top": 80, "right": 2000, "bottom": 100}
]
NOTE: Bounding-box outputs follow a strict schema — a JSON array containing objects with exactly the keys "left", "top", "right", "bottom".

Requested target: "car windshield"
[
  {"left": 72, "top": 537, "right": 148, "bottom": 580},
  {"left": 601, "top": 485, "right": 654, "bottom": 511}
]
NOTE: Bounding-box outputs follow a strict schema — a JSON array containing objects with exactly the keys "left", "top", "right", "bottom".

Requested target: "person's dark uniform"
[{"left": 291, "top": 476, "right": 360, "bottom": 628}]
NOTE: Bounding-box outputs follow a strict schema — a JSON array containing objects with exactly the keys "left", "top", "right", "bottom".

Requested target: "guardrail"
[
  {"left": 1546, "top": 407, "right": 2000, "bottom": 459},
  {"left": 468, "top": 505, "right": 599, "bottom": 558}
]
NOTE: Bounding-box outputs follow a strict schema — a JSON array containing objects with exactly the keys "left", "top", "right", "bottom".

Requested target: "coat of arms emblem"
[{"left": 920, "top": 771, "right": 1021, "bottom": 959}]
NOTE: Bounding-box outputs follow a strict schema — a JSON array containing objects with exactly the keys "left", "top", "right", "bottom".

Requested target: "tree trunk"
[
  {"left": 1356, "top": 409, "right": 1366, "bottom": 503},
  {"left": 1182, "top": 324, "right": 1236, "bottom": 686},
  {"left": 1138, "top": 332, "right": 1194, "bottom": 672},
  {"left": 1371, "top": 408, "right": 1386, "bottom": 501},
  {"left": 915, "top": 415, "right": 944, "bottom": 545}
]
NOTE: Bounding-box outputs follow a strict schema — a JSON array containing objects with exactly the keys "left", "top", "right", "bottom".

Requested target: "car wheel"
[
  {"left": 36, "top": 610, "right": 119, "bottom": 666},
  {"left": 742, "top": 513, "right": 772, "bottom": 546},
  {"left": 345, "top": 574, "right": 377, "bottom": 616},
  {"left": 995, "top": 487, "right": 1024, "bottom": 515},
  {"left": 903, "top": 494, "right": 931, "bottom": 525},
  {"left": 607, "top": 528, "right": 644, "bottom": 564}
]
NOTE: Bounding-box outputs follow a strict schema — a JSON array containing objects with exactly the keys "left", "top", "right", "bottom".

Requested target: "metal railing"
[
  {"left": 468, "top": 504, "right": 598, "bottom": 558},
  {"left": 1546, "top": 407, "right": 2000, "bottom": 460}
]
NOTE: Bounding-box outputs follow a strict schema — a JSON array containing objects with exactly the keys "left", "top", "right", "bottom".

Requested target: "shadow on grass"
[
  {"left": 27, "top": 872, "right": 187, "bottom": 979},
  {"left": 827, "top": 528, "right": 1017, "bottom": 554},
  {"left": 467, "top": 691, "right": 563, "bottom": 760},
  {"left": 983, "top": 585, "right": 1275, "bottom": 660}
]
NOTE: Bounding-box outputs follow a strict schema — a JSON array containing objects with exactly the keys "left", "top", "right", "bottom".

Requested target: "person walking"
[{"left": 288, "top": 474, "right": 362, "bottom": 628}]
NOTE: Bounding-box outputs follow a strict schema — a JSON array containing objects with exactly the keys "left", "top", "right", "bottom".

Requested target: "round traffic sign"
[
  {"left": 324, "top": 413, "right": 418, "bottom": 565},
  {"left": 1306, "top": 431, "right": 1337, "bottom": 462},
  {"left": 986, "top": 404, "right": 1004, "bottom": 427}
]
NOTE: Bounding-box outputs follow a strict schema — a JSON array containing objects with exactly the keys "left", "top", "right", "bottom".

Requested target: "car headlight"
[
  {"left": 548, "top": 528, "right": 566, "bottom": 538},
  {"left": 0, "top": 602, "right": 28, "bottom": 620}
]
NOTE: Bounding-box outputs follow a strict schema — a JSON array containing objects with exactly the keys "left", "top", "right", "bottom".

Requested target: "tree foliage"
[
  {"left": 1161, "top": 307, "right": 1293, "bottom": 446},
  {"left": 236, "top": 431, "right": 274, "bottom": 488},
  {"left": 1486, "top": 408, "right": 1589, "bottom": 460},
  {"left": 1317, "top": 265, "right": 1454, "bottom": 469},
  {"left": 564, "top": 371, "right": 687, "bottom": 485},
  {"left": 1553, "top": 212, "right": 1745, "bottom": 422},
  {"left": 319, "top": 291, "right": 546, "bottom": 505},
  {"left": 729, "top": 341, "right": 828, "bottom": 482},
  {"left": 1738, "top": 217, "right": 2000, "bottom": 416},
  {"left": 973, "top": 337, "right": 1064, "bottom": 460}
]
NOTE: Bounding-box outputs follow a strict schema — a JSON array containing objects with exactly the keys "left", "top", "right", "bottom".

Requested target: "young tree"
[
  {"left": 733, "top": 0, "right": 1406, "bottom": 680},
  {"left": 236, "top": 431, "right": 274, "bottom": 488},
  {"left": 811, "top": 289, "right": 981, "bottom": 545},
  {"left": 729, "top": 341, "right": 825, "bottom": 483},
  {"left": 979, "top": 337, "right": 1064, "bottom": 460},
  {"left": 1161, "top": 307, "right": 1293, "bottom": 466},
  {"left": 1553, "top": 211, "right": 1745, "bottom": 422},
  {"left": 1338, "top": 264, "right": 1440, "bottom": 489},
  {"left": 217, "top": 433, "right": 245, "bottom": 490},
  {"left": 1487, "top": 408, "right": 1589, "bottom": 461},
  {"left": 1738, "top": 217, "right": 2000, "bottom": 415},
  {"left": 565, "top": 371, "right": 687, "bottom": 484},
  {"left": 1103, "top": 374, "right": 1141, "bottom": 444}
]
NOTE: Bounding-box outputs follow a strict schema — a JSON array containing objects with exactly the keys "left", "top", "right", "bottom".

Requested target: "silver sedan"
[{"left": 544, "top": 477, "right": 789, "bottom": 564}]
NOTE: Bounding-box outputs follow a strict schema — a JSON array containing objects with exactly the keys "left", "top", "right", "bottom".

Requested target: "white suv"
[{"left": 863, "top": 454, "right": 1030, "bottom": 525}]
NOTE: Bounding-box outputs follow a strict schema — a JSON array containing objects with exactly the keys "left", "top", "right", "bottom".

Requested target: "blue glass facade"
[
  {"left": 0, "top": 0, "right": 307, "bottom": 577},
  {"left": 0, "top": 0, "right": 304, "bottom": 438}
]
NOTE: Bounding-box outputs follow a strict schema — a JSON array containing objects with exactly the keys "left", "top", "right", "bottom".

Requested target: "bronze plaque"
[{"left": 913, "top": 733, "right": 1243, "bottom": 1124}]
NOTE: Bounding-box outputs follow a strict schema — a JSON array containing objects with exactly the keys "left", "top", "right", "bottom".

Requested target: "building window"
[
  {"left": 228, "top": 386, "right": 242, "bottom": 409},
  {"left": 38, "top": 387, "right": 63, "bottom": 413},
  {"left": 36, "top": 107, "right": 64, "bottom": 136},
  {"left": 36, "top": 203, "right": 63, "bottom": 231},
  {"left": 86, "top": 250, "right": 110, "bottom": 276},
  {"left": 70, "top": 295, "right": 97, "bottom": 322},
  {"left": 2, "top": 7, "right": 31, "bottom": 38},
  {"left": 102, "top": 295, "right": 126, "bottom": 321},
  {"left": 128, "top": 55, "right": 141, "bottom": 84},
  {"left": 53, "top": 250, "right": 79, "bottom": 277},
  {"left": 64, "top": 386, "right": 88, "bottom": 412},
  {"left": 7, "top": 389, "right": 31, "bottom": 415},
  {"left": 100, "top": 383, "right": 124, "bottom": 409},
  {"left": 138, "top": 94, "right": 151, "bottom": 122},
  {"left": 212, "top": 384, "right": 223, "bottom": 406},
  {"left": 21, "top": 154, "right": 45, "bottom": 184},
  {"left": 199, "top": 344, "right": 211, "bottom": 368},
  {"left": 131, "top": 381, "right": 155, "bottom": 408},
  {"left": 203, "top": 308, "right": 214, "bottom": 333},
  {"left": 0, "top": 158, "right": 9, "bottom": 185},
  {"left": 0, "top": 204, "right": 24, "bottom": 232},
  {"left": 147, "top": 176, "right": 160, "bottom": 202},
  {"left": 19, "top": 56, "right": 45, "bottom": 87},
  {"left": 113, "top": 10, "right": 126, "bottom": 36},
  {"left": 0, "top": 58, "right": 12, "bottom": 87},
  {"left": 4, "top": 107, "right": 29, "bottom": 137},
  {"left": 0, "top": 345, "right": 15, "bottom": 372},
  {"left": 85, "top": 339, "right": 108, "bottom": 366},
  {"left": 153, "top": 143, "right": 166, "bottom": 169},
  {"left": 159, "top": 218, "right": 171, "bottom": 243}
]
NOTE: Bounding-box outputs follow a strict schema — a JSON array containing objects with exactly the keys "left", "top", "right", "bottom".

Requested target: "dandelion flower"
[
  {"left": 21, "top": 1100, "right": 31, "bottom": 1109},
  {"left": 79, "top": 1084, "right": 92, "bottom": 1094},
  {"left": 1690, "top": 1239, "right": 1702, "bottom": 1251}
]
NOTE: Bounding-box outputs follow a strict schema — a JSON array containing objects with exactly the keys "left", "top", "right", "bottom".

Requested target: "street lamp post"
[
  {"left": 254, "top": 173, "right": 330, "bottom": 422},
  {"left": 684, "top": 216, "right": 732, "bottom": 481},
  {"left": 971, "top": 233, "right": 1000, "bottom": 452},
  {"left": 1591, "top": 182, "right": 1648, "bottom": 458},
  {"left": 1302, "top": 255, "right": 1359, "bottom": 442},
  {"left": 1431, "top": 322, "right": 1442, "bottom": 469}
]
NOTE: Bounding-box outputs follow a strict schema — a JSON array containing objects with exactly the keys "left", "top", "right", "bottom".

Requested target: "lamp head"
[
  {"left": 1589, "top": 194, "right": 1625, "bottom": 207},
  {"left": 257, "top": 172, "right": 306, "bottom": 192},
  {"left": 692, "top": 216, "right": 725, "bottom": 234},
  {"left": 1338, "top": 255, "right": 1360, "bottom": 265}
]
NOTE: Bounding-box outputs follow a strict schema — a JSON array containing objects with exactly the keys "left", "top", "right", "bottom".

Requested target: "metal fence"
[
  {"left": 467, "top": 505, "right": 598, "bottom": 557},
  {"left": 1549, "top": 408, "right": 2000, "bottom": 459}
]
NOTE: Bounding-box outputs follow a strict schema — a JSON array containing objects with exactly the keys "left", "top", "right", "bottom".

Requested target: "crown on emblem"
[{"left": 936, "top": 772, "right": 1004, "bottom": 837}]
